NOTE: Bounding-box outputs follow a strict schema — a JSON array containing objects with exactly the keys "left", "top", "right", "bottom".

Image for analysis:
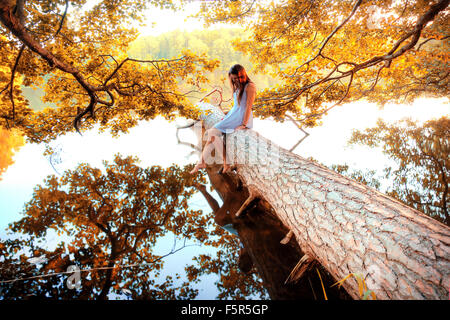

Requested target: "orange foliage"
[{"left": 0, "top": 128, "right": 25, "bottom": 180}]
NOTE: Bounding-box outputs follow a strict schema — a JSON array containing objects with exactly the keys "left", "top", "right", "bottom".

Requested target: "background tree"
[
  {"left": 185, "top": 226, "right": 270, "bottom": 300},
  {"left": 197, "top": 0, "right": 449, "bottom": 124},
  {"left": 345, "top": 116, "right": 449, "bottom": 226},
  {"left": 0, "top": 154, "right": 214, "bottom": 299},
  {"left": 328, "top": 164, "right": 382, "bottom": 191},
  {"left": 0, "top": 0, "right": 218, "bottom": 143}
]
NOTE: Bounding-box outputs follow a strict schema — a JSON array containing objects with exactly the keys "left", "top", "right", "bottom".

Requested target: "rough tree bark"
[{"left": 191, "top": 102, "right": 450, "bottom": 300}]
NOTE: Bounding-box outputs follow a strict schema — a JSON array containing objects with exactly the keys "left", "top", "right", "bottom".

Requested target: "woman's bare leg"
[
  {"left": 190, "top": 128, "right": 231, "bottom": 174},
  {"left": 221, "top": 145, "right": 231, "bottom": 173},
  {"left": 190, "top": 128, "right": 220, "bottom": 174},
  {"left": 189, "top": 141, "right": 212, "bottom": 174},
  {"left": 207, "top": 130, "right": 231, "bottom": 173}
]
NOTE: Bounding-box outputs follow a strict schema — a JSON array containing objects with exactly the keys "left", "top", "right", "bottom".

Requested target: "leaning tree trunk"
[{"left": 190, "top": 102, "right": 450, "bottom": 300}]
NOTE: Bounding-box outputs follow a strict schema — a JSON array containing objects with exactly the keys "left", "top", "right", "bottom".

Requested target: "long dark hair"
[{"left": 228, "top": 64, "right": 252, "bottom": 104}]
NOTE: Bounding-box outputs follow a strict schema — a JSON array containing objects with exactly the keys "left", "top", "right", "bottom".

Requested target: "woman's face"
[{"left": 230, "top": 71, "right": 247, "bottom": 86}]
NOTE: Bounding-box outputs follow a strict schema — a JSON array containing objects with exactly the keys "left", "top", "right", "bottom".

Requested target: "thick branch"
[
  {"left": 15, "top": 0, "right": 25, "bottom": 25},
  {"left": 197, "top": 101, "right": 450, "bottom": 300},
  {"left": 0, "top": 3, "right": 89, "bottom": 85},
  {"left": 193, "top": 182, "right": 220, "bottom": 212}
]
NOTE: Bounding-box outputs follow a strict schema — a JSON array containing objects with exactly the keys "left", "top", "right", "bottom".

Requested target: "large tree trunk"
[{"left": 192, "top": 102, "right": 450, "bottom": 300}]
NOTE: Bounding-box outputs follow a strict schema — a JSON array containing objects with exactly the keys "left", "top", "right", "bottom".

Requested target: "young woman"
[{"left": 190, "top": 64, "right": 256, "bottom": 174}]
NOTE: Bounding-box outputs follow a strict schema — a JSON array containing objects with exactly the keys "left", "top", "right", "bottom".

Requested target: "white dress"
[{"left": 213, "top": 83, "right": 253, "bottom": 134}]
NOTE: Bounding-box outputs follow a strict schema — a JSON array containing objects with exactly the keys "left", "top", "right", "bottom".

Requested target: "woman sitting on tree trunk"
[{"left": 190, "top": 64, "right": 256, "bottom": 174}]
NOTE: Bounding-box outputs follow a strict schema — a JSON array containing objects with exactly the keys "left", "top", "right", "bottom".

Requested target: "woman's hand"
[{"left": 235, "top": 125, "right": 248, "bottom": 130}]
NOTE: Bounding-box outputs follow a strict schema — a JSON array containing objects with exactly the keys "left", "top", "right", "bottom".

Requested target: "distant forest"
[{"left": 129, "top": 29, "right": 249, "bottom": 68}]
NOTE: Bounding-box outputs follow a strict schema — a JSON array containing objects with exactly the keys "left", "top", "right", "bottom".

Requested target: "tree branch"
[
  {"left": 267, "top": 0, "right": 314, "bottom": 46},
  {"left": 175, "top": 123, "right": 202, "bottom": 153},
  {"left": 268, "top": 0, "right": 448, "bottom": 122},
  {"left": 54, "top": 0, "right": 68, "bottom": 38},
  {"left": 14, "top": 0, "right": 25, "bottom": 25},
  {"left": 290, "top": 0, "right": 363, "bottom": 77},
  {"left": 285, "top": 114, "right": 310, "bottom": 152},
  {"left": 416, "top": 34, "right": 450, "bottom": 51},
  {"left": 211, "top": 0, "right": 257, "bottom": 23},
  {"left": 193, "top": 182, "right": 220, "bottom": 212},
  {"left": 9, "top": 44, "right": 24, "bottom": 124}
]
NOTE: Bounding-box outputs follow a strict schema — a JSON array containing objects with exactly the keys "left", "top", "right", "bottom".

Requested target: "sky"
[
  {"left": 0, "top": 1, "right": 449, "bottom": 299},
  {"left": 138, "top": 1, "right": 237, "bottom": 36}
]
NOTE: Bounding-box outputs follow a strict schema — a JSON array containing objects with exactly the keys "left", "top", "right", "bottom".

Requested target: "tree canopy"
[
  {"left": 197, "top": 0, "right": 449, "bottom": 124},
  {"left": 0, "top": 0, "right": 218, "bottom": 144}
]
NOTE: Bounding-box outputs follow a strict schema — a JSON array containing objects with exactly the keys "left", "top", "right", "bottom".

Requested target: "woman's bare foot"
[{"left": 189, "top": 162, "right": 206, "bottom": 174}]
